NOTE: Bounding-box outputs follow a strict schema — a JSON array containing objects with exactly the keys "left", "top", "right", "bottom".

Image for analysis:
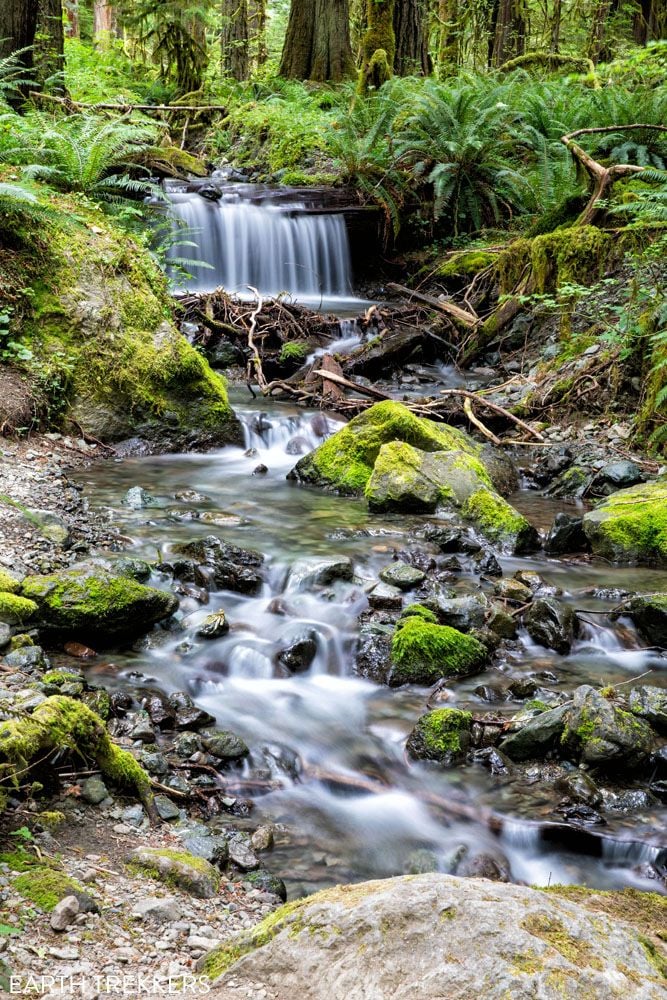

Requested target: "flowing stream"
[{"left": 77, "top": 393, "right": 667, "bottom": 899}]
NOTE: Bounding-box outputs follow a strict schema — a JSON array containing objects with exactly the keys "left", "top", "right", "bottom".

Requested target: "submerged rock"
[
  {"left": 583, "top": 480, "right": 667, "bottom": 564},
  {"left": 406, "top": 708, "right": 473, "bottom": 764},
  {"left": 21, "top": 567, "right": 178, "bottom": 640},
  {"left": 287, "top": 556, "right": 353, "bottom": 590},
  {"left": 196, "top": 873, "right": 667, "bottom": 998},
  {"left": 545, "top": 512, "right": 589, "bottom": 555}
]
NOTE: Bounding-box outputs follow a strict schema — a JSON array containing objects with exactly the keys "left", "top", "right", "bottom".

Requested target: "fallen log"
[
  {"left": 387, "top": 282, "right": 479, "bottom": 329},
  {"left": 313, "top": 369, "right": 391, "bottom": 401}
]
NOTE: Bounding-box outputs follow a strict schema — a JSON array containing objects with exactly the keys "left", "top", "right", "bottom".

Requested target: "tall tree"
[
  {"left": 393, "top": 0, "right": 429, "bottom": 76},
  {"left": 221, "top": 0, "right": 249, "bottom": 79},
  {"left": 359, "top": 0, "right": 395, "bottom": 90},
  {"left": 490, "top": 0, "right": 526, "bottom": 67},
  {"left": 64, "top": 0, "right": 79, "bottom": 37},
  {"left": 248, "top": 0, "right": 267, "bottom": 67},
  {"left": 93, "top": 0, "right": 115, "bottom": 46},
  {"left": 633, "top": 0, "right": 664, "bottom": 44},
  {"left": 0, "top": 0, "right": 39, "bottom": 67},
  {"left": 279, "top": 0, "right": 355, "bottom": 82},
  {"left": 437, "top": 0, "right": 459, "bottom": 75},
  {"left": 34, "top": 0, "right": 65, "bottom": 91}
]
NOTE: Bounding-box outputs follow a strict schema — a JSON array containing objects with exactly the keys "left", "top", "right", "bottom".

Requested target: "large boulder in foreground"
[
  {"left": 21, "top": 567, "right": 178, "bottom": 641},
  {"left": 198, "top": 874, "right": 667, "bottom": 999},
  {"left": 289, "top": 402, "right": 537, "bottom": 553},
  {"left": 583, "top": 480, "right": 667, "bottom": 564}
]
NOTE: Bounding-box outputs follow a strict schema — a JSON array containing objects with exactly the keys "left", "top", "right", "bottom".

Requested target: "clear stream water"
[{"left": 75, "top": 392, "right": 667, "bottom": 899}]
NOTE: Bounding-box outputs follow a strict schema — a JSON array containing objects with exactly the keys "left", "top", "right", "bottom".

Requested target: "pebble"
[{"left": 50, "top": 895, "right": 80, "bottom": 932}]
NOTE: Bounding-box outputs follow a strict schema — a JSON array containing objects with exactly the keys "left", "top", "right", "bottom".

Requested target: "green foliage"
[
  {"left": 1, "top": 112, "right": 159, "bottom": 204},
  {"left": 0, "top": 308, "right": 32, "bottom": 363},
  {"left": 396, "top": 79, "right": 534, "bottom": 234}
]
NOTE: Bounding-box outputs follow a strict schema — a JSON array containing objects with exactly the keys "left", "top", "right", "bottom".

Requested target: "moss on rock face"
[
  {"left": 582, "top": 480, "right": 667, "bottom": 564},
  {"left": 462, "top": 488, "right": 538, "bottom": 553},
  {"left": 0, "top": 571, "right": 21, "bottom": 594},
  {"left": 390, "top": 617, "right": 486, "bottom": 686},
  {"left": 0, "top": 695, "right": 153, "bottom": 812},
  {"left": 406, "top": 708, "right": 473, "bottom": 762},
  {"left": 13, "top": 866, "right": 87, "bottom": 912},
  {"left": 21, "top": 567, "right": 178, "bottom": 640},
  {"left": 0, "top": 198, "right": 240, "bottom": 448},
  {"left": 0, "top": 592, "right": 37, "bottom": 625},
  {"left": 289, "top": 401, "right": 477, "bottom": 495},
  {"left": 127, "top": 847, "right": 220, "bottom": 899}
]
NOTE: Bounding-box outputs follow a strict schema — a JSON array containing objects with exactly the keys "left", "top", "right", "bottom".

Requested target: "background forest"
[{"left": 0, "top": 1, "right": 666, "bottom": 445}]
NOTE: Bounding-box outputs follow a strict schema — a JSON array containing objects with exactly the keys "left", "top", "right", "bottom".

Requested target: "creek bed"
[{"left": 75, "top": 391, "right": 667, "bottom": 898}]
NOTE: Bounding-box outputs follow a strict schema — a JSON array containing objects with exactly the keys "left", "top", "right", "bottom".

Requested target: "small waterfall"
[
  {"left": 166, "top": 184, "right": 354, "bottom": 301},
  {"left": 240, "top": 409, "right": 340, "bottom": 457}
]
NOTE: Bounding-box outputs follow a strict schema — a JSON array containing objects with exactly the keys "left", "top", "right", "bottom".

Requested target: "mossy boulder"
[
  {"left": 21, "top": 567, "right": 178, "bottom": 641},
  {"left": 406, "top": 708, "right": 473, "bottom": 763},
  {"left": 289, "top": 401, "right": 476, "bottom": 496},
  {"left": 625, "top": 594, "right": 667, "bottom": 646},
  {"left": 0, "top": 592, "right": 37, "bottom": 626},
  {"left": 128, "top": 847, "right": 220, "bottom": 899},
  {"left": 290, "top": 401, "right": 537, "bottom": 554},
  {"left": 561, "top": 686, "right": 654, "bottom": 771},
  {"left": 582, "top": 481, "right": 667, "bottom": 565},
  {"left": 195, "top": 874, "right": 666, "bottom": 996},
  {"left": 390, "top": 616, "right": 487, "bottom": 686},
  {"left": 0, "top": 196, "right": 241, "bottom": 448},
  {"left": 0, "top": 570, "right": 21, "bottom": 593},
  {"left": 0, "top": 695, "right": 154, "bottom": 813}
]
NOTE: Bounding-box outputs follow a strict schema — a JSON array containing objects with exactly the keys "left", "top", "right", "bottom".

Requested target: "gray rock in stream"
[
  {"left": 196, "top": 873, "right": 667, "bottom": 999},
  {"left": 379, "top": 562, "right": 425, "bottom": 591},
  {"left": 544, "top": 513, "right": 589, "bottom": 555},
  {"left": 628, "top": 686, "right": 667, "bottom": 735},
  {"left": 625, "top": 594, "right": 667, "bottom": 647},
  {"left": 525, "top": 597, "right": 576, "bottom": 654},
  {"left": 500, "top": 704, "right": 569, "bottom": 761},
  {"left": 561, "top": 685, "right": 654, "bottom": 770},
  {"left": 287, "top": 556, "right": 353, "bottom": 590}
]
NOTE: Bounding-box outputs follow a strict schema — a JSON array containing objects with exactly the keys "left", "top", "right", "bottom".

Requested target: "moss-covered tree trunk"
[
  {"left": 221, "top": 0, "right": 249, "bottom": 80},
  {"left": 437, "top": 0, "right": 459, "bottom": 74},
  {"left": 359, "top": 0, "right": 395, "bottom": 92},
  {"left": 93, "top": 0, "right": 114, "bottom": 48},
  {"left": 393, "top": 0, "right": 429, "bottom": 76},
  {"left": 34, "top": 0, "right": 66, "bottom": 92},
  {"left": 490, "top": 0, "right": 526, "bottom": 68},
  {"left": 249, "top": 0, "right": 267, "bottom": 67},
  {"left": 279, "top": 0, "right": 355, "bottom": 82}
]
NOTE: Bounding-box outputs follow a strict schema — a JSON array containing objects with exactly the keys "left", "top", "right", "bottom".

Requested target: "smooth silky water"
[{"left": 76, "top": 392, "right": 667, "bottom": 898}]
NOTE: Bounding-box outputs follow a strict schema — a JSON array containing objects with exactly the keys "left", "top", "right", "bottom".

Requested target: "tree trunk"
[
  {"left": 588, "top": 0, "right": 611, "bottom": 63},
  {"left": 93, "top": 0, "right": 114, "bottom": 47},
  {"left": 393, "top": 0, "right": 429, "bottom": 76},
  {"left": 490, "top": 0, "right": 526, "bottom": 68},
  {"left": 437, "top": 0, "right": 459, "bottom": 74},
  {"left": 350, "top": 0, "right": 367, "bottom": 59},
  {"left": 549, "top": 0, "right": 561, "bottom": 52},
  {"left": 359, "top": 0, "right": 395, "bottom": 90},
  {"left": 279, "top": 0, "right": 354, "bottom": 82},
  {"left": 633, "top": 0, "right": 662, "bottom": 44},
  {"left": 65, "top": 0, "right": 79, "bottom": 38},
  {"left": 221, "top": 0, "right": 249, "bottom": 80},
  {"left": 35, "top": 0, "right": 66, "bottom": 91},
  {"left": 249, "top": 0, "right": 267, "bottom": 67},
  {"left": 0, "top": 0, "right": 39, "bottom": 70}
]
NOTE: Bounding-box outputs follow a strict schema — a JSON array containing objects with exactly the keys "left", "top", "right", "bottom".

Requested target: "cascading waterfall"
[{"left": 166, "top": 184, "right": 354, "bottom": 302}]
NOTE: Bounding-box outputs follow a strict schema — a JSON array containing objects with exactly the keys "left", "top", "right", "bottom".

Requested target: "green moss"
[
  {"left": 0, "top": 572, "right": 20, "bottom": 594},
  {"left": 40, "top": 670, "right": 82, "bottom": 686},
  {"left": 0, "top": 848, "right": 40, "bottom": 872},
  {"left": 583, "top": 481, "right": 667, "bottom": 564},
  {"left": 130, "top": 848, "right": 215, "bottom": 876},
  {"left": 0, "top": 695, "right": 153, "bottom": 812},
  {"left": 21, "top": 568, "right": 177, "bottom": 638},
  {"left": 390, "top": 617, "right": 486, "bottom": 685},
  {"left": 511, "top": 953, "right": 545, "bottom": 974},
  {"left": 498, "top": 226, "right": 613, "bottom": 296},
  {"left": 524, "top": 700, "right": 550, "bottom": 713},
  {"left": 358, "top": 0, "right": 395, "bottom": 93},
  {"left": 0, "top": 593, "right": 37, "bottom": 625},
  {"left": 400, "top": 604, "right": 439, "bottom": 625},
  {"left": 291, "top": 401, "right": 478, "bottom": 496},
  {"left": 437, "top": 251, "right": 495, "bottom": 279},
  {"left": 13, "top": 866, "right": 86, "bottom": 912},
  {"left": 462, "top": 488, "right": 536, "bottom": 552},
  {"left": 407, "top": 708, "right": 473, "bottom": 760},
  {"left": 522, "top": 913, "right": 603, "bottom": 969},
  {"left": 8, "top": 634, "right": 33, "bottom": 652},
  {"left": 278, "top": 341, "right": 309, "bottom": 364}
]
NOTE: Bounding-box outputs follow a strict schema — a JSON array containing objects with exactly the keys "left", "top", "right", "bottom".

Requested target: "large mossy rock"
[
  {"left": 289, "top": 402, "right": 537, "bottom": 553},
  {"left": 501, "top": 685, "right": 654, "bottom": 771},
  {"left": 389, "top": 615, "right": 487, "bottom": 686},
  {"left": 21, "top": 567, "right": 178, "bottom": 641},
  {"left": 197, "top": 873, "right": 667, "bottom": 999},
  {"left": 583, "top": 481, "right": 667, "bottom": 565},
  {"left": 625, "top": 594, "right": 667, "bottom": 646},
  {"left": 406, "top": 708, "right": 473, "bottom": 763},
  {"left": 0, "top": 198, "right": 241, "bottom": 449}
]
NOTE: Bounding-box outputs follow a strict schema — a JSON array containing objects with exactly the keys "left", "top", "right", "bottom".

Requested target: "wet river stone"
[
  {"left": 379, "top": 562, "right": 425, "bottom": 591},
  {"left": 406, "top": 708, "right": 472, "bottom": 765},
  {"left": 525, "top": 597, "right": 576, "bottom": 654},
  {"left": 628, "top": 685, "right": 667, "bottom": 735},
  {"left": 545, "top": 512, "right": 589, "bottom": 555},
  {"left": 197, "top": 873, "right": 667, "bottom": 999},
  {"left": 203, "top": 731, "right": 249, "bottom": 761},
  {"left": 287, "top": 556, "right": 353, "bottom": 590},
  {"left": 173, "top": 536, "right": 264, "bottom": 594},
  {"left": 625, "top": 594, "right": 667, "bottom": 646}
]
